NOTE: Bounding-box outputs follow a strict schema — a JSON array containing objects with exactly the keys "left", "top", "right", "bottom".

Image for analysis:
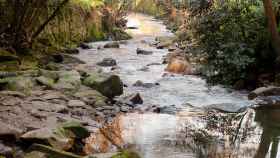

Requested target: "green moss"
[{"left": 111, "top": 150, "right": 141, "bottom": 158}]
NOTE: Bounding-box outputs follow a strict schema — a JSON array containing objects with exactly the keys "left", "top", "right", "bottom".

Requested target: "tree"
[{"left": 262, "top": 0, "right": 280, "bottom": 56}]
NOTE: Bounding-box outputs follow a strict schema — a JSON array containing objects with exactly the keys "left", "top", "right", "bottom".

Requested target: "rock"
[
  {"left": 104, "top": 42, "right": 120, "bottom": 48},
  {"left": 165, "top": 58, "right": 192, "bottom": 75},
  {"left": 0, "top": 49, "right": 19, "bottom": 63},
  {"left": 39, "top": 69, "right": 59, "bottom": 80},
  {"left": 205, "top": 103, "right": 247, "bottom": 113},
  {"left": 133, "top": 80, "right": 156, "bottom": 88},
  {"left": 233, "top": 79, "right": 245, "bottom": 90},
  {"left": 0, "top": 91, "right": 26, "bottom": 98},
  {"left": 36, "top": 76, "right": 55, "bottom": 88},
  {"left": 45, "top": 62, "right": 61, "bottom": 71},
  {"left": 97, "top": 58, "right": 117, "bottom": 67},
  {"left": 138, "top": 66, "right": 149, "bottom": 72},
  {"left": 24, "top": 151, "right": 47, "bottom": 158},
  {"left": 0, "top": 142, "right": 13, "bottom": 158},
  {"left": 52, "top": 54, "right": 64, "bottom": 63},
  {"left": 68, "top": 100, "right": 86, "bottom": 108},
  {"left": 74, "top": 90, "right": 108, "bottom": 107},
  {"left": 30, "top": 101, "right": 67, "bottom": 113},
  {"left": 168, "top": 46, "right": 177, "bottom": 51},
  {"left": 0, "top": 122, "right": 23, "bottom": 140},
  {"left": 80, "top": 43, "right": 92, "bottom": 49},
  {"left": 136, "top": 48, "right": 153, "bottom": 55},
  {"left": 61, "top": 121, "right": 90, "bottom": 139},
  {"left": 155, "top": 36, "right": 174, "bottom": 49},
  {"left": 5, "top": 76, "right": 35, "bottom": 94},
  {"left": 0, "top": 71, "right": 17, "bottom": 78},
  {"left": 254, "top": 96, "right": 280, "bottom": 109},
  {"left": 21, "top": 127, "right": 74, "bottom": 151},
  {"left": 54, "top": 70, "right": 81, "bottom": 92},
  {"left": 248, "top": 86, "right": 280, "bottom": 100},
  {"left": 126, "top": 93, "right": 143, "bottom": 105},
  {"left": 127, "top": 26, "right": 138, "bottom": 29},
  {"left": 64, "top": 48, "right": 79, "bottom": 54},
  {"left": 158, "top": 105, "right": 181, "bottom": 114},
  {"left": 62, "top": 54, "right": 86, "bottom": 64},
  {"left": 29, "top": 144, "right": 81, "bottom": 158},
  {"left": 146, "top": 63, "right": 161, "bottom": 66},
  {"left": 83, "top": 72, "right": 123, "bottom": 98}
]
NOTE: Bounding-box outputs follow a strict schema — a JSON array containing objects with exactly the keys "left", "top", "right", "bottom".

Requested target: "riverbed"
[{"left": 76, "top": 14, "right": 280, "bottom": 158}]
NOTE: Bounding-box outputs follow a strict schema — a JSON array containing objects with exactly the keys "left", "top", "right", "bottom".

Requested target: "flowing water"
[{"left": 77, "top": 14, "right": 280, "bottom": 158}]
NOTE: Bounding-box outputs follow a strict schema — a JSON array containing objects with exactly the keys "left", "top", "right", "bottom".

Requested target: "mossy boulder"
[
  {"left": 36, "top": 76, "right": 55, "bottom": 88},
  {"left": 3, "top": 76, "right": 35, "bottom": 94},
  {"left": 54, "top": 70, "right": 81, "bottom": 92},
  {"left": 83, "top": 72, "right": 123, "bottom": 98},
  {"left": 39, "top": 69, "right": 59, "bottom": 80}
]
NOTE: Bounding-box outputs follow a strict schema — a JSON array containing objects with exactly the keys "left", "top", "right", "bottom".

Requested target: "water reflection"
[{"left": 255, "top": 109, "right": 280, "bottom": 158}]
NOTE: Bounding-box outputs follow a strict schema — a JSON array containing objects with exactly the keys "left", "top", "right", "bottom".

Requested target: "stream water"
[{"left": 76, "top": 14, "right": 280, "bottom": 158}]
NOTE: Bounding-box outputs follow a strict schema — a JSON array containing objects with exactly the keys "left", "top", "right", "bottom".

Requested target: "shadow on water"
[{"left": 254, "top": 109, "right": 280, "bottom": 158}]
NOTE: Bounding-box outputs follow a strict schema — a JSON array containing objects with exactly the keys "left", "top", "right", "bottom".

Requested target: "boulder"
[
  {"left": 136, "top": 48, "right": 153, "bottom": 55},
  {"left": 83, "top": 72, "right": 123, "bottom": 98},
  {"left": 165, "top": 58, "right": 192, "bottom": 75},
  {"left": 39, "top": 69, "right": 59, "bottom": 80},
  {"left": 61, "top": 121, "right": 90, "bottom": 139},
  {"left": 21, "top": 127, "right": 74, "bottom": 151},
  {"left": 68, "top": 100, "right": 86, "bottom": 108},
  {"left": 4, "top": 76, "right": 35, "bottom": 94},
  {"left": 80, "top": 43, "right": 92, "bottom": 49},
  {"left": 125, "top": 93, "right": 143, "bottom": 105},
  {"left": 54, "top": 70, "right": 81, "bottom": 92},
  {"left": 104, "top": 42, "right": 120, "bottom": 48},
  {"left": 36, "top": 76, "right": 55, "bottom": 88},
  {"left": 74, "top": 90, "right": 108, "bottom": 107},
  {"left": 133, "top": 80, "right": 157, "bottom": 88},
  {"left": 97, "top": 58, "right": 117, "bottom": 67},
  {"left": 248, "top": 86, "right": 280, "bottom": 100},
  {"left": 63, "top": 48, "right": 79, "bottom": 54},
  {"left": 0, "top": 122, "right": 23, "bottom": 140}
]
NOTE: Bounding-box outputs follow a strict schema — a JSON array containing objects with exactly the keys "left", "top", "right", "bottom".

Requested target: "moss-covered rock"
[
  {"left": 4, "top": 76, "right": 35, "bottom": 94},
  {"left": 111, "top": 150, "right": 141, "bottom": 158},
  {"left": 29, "top": 144, "right": 81, "bottom": 158},
  {"left": 61, "top": 121, "right": 90, "bottom": 139},
  {"left": 74, "top": 90, "right": 108, "bottom": 107},
  {"left": 83, "top": 72, "right": 123, "bottom": 98},
  {"left": 54, "top": 70, "right": 81, "bottom": 92},
  {"left": 36, "top": 76, "right": 55, "bottom": 88}
]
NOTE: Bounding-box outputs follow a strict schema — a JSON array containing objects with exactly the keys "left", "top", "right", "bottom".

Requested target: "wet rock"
[
  {"left": 104, "top": 42, "right": 120, "bottom": 48},
  {"left": 133, "top": 80, "right": 156, "bottom": 88},
  {"left": 68, "top": 100, "right": 86, "bottom": 108},
  {"left": 52, "top": 54, "right": 64, "bottom": 63},
  {"left": 36, "top": 76, "right": 55, "bottom": 88},
  {"left": 83, "top": 72, "right": 123, "bottom": 98},
  {"left": 136, "top": 48, "right": 153, "bottom": 55},
  {"left": 0, "top": 122, "right": 23, "bottom": 140},
  {"left": 127, "top": 93, "right": 143, "bottom": 105},
  {"left": 21, "top": 127, "right": 74, "bottom": 151},
  {"left": 61, "top": 121, "right": 90, "bottom": 139},
  {"left": 157, "top": 105, "right": 181, "bottom": 114},
  {"left": 97, "top": 58, "right": 117, "bottom": 67},
  {"left": 127, "top": 26, "right": 139, "bottom": 29},
  {"left": 62, "top": 54, "right": 86, "bottom": 64},
  {"left": 45, "top": 62, "right": 61, "bottom": 71},
  {"left": 204, "top": 103, "right": 247, "bottom": 113},
  {"left": 54, "top": 70, "right": 81, "bottom": 92},
  {"left": 0, "top": 142, "right": 13, "bottom": 158},
  {"left": 248, "top": 86, "right": 280, "bottom": 100},
  {"left": 80, "top": 43, "right": 92, "bottom": 49},
  {"left": 233, "top": 79, "right": 245, "bottom": 90},
  {"left": 138, "top": 66, "right": 149, "bottom": 72},
  {"left": 165, "top": 58, "right": 192, "bottom": 75},
  {"left": 74, "top": 90, "right": 108, "bottom": 107},
  {"left": 254, "top": 96, "right": 280, "bottom": 109},
  {"left": 29, "top": 144, "right": 81, "bottom": 158},
  {"left": 64, "top": 48, "right": 79, "bottom": 54}
]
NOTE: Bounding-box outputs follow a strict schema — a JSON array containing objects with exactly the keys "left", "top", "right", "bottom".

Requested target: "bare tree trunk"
[{"left": 263, "top": 0, "right": 280, "bottom": 56}]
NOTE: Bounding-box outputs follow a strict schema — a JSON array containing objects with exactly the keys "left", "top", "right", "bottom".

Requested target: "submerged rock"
[
  {"left": 97, "top": 58, "right": 117, "bottom": 67},
  {"left": 83, "top": 72, "right": 123, "bottom": 98},
  {"left": 132, "top": 80, "right": 157, "bottom": 88},
  {"left": 136, "top": 48, "right": 153, "bottom": 55},
  {"left": 104, "top": 42, "right": 120, "bottom": 48},
  {"left": 248, "top": 86, "right": 280, "bottom": 100}
]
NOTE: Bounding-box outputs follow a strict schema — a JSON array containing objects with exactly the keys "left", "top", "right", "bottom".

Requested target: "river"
[{"left": 76, "top": 13, "right": 280, "bottom": 158}]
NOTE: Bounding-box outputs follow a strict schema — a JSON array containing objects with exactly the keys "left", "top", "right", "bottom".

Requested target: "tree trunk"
[
  {"left": 31, "top": 0, "right": 69, "bottom": 41},
  {"left": 263, "top": 0, "right": 280, "bottom": 56}
]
